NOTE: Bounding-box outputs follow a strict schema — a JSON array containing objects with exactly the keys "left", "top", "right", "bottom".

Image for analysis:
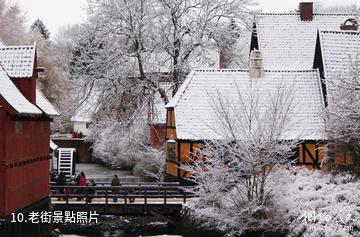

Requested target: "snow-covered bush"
[
  {"left": 271, "top": 168, "right": 360, "bottom": 237},
  {"left": 185, "top": 168, "right": 360, "bottom": 237},
  {"left": 133, "top": 146, "right": 166, "bottom": 182},
  {"left": 87, "top": 117, "right": 149, "bottom": 168}
]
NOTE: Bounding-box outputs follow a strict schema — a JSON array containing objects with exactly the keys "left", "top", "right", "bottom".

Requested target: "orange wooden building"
[
  {"left": 164, "top": 2, "right": 358, "bottom": 180},
  {"left": 164, "top": 64, "right": 328, "bottom": 179}
]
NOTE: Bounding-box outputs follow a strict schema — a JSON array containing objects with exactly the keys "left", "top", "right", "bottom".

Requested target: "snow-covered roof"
[
  {"left": 36, "top": 89, "right": 61, "bottom": 116},
  {"left": 0, "top": 67, "right": 42, "bottom": 115},
  {"left": 0, "top": 39, "right": 5, "bottom": 47},
  {"left": 319, "top": 30, "right": 360, "bottom": 78},
  {"left": 50, "top": 140, "right": 58, "bottom": 150},
  {"left": 0, "top": 44, "right": 36, "bottom": 78},
  {"left": 254, "top": 13, "right": 357, "bottom": 70},
  {"left": 167, "top": 69, "right": 327, "bottom": 141},
  {"left": 318, "top": 30, "right": 360, "bottom": 99},
  {"left": 151, "top": 82, "right": 173, "bottom": 124}
]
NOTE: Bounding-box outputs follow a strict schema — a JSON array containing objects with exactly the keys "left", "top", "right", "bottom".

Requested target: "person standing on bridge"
[
  {"left": 111, "top": 174, "right": 120, "bottom": 202},
  {"left": 76, "top": 171, "right": 87, "bottom": 200},
  {"left": 56, "top": 172, "right": 66, "bottom": 200},
  {"left": 86, "top": 179, "right": 96, "bottom": 203}
]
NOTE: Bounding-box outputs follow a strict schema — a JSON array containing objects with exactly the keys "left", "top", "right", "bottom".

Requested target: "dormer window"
[{"left": 340, "top": 18, "right": 359, "bottom": 31}]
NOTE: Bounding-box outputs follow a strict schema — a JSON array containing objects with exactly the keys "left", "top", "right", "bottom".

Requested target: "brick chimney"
[
  {"left": 219, "top": 50, "right": 225, "bottom": 69},
  {"left": 299, "top": 2, "right": 313, "bottom": 21},
  {"left": 340, "top": 18, "right": 359, "bottom": 31}
]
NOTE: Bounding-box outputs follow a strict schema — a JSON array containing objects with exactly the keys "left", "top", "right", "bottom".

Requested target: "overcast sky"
[{"left": 10, "top": 0, "right": 360, "bottom": 38}]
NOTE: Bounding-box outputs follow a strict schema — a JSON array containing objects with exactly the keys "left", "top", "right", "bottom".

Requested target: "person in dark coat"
[
  {"left": 64, "top": 178, "right": 77, "bottom": 200},
  {"left": 56, "top": 172, "right": 66, "bottom": 200},
  {"left": 86, "top": 179, "right": 96, "bottom": 203},
  {"left": 111, "top": 175, "right": 120, "bottom": 202}
]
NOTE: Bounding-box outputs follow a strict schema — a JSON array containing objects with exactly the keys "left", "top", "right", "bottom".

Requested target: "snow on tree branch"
[{"left": 182, "top": 80, "right": 302, "bottom": 235}]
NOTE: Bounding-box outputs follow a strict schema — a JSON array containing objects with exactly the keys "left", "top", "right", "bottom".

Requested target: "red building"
[
  {"left": 149, "top": 124, "right": 167, "bottom": 148},
  {"left": 0, "top": 42, "right": 59, "bottom": 234},
  {"left": 149, "top": 82, "right": 172, "bottom": 148}
]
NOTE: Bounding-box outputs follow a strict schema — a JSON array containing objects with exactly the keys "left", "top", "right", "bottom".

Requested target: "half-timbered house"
[
  {"left": 246, "top": 1, "right": 358, "bottom": 168},
  {"left": 313, "top": 27, "right": 360, "bottom": 165},
  {"left": 165, "top": 50, "right": 328, "bottom": 179},
  {"left": 165, "top": 2, "right": 360, "bottom": 178}
]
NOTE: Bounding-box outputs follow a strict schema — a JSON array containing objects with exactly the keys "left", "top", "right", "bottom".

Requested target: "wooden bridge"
[{"left": 50, "top": 182, "right": 195, "bottom": 215}]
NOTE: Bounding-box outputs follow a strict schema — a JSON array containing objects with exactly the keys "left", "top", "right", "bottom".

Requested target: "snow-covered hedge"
[
  {"left": 133, "top": 147, "right": 166, "bottom": 182},
  {"left": 87, "top": 118, "right": 148, "bottom": 168},
  {"left": 186, "top": 168, "right": 360, "bottom": 237},
  {"left": 272, "top": 168, "right": 360, "bottom": 237}
]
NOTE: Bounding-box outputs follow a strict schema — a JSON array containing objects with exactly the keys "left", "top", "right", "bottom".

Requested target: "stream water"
[{"left": 60, "top": 234, "right": 182, "bottom": 237}]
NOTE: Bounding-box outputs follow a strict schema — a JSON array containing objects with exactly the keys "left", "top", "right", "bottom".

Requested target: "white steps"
[{"left": 58, "top": 148, "right": 76, "bottom": 177}]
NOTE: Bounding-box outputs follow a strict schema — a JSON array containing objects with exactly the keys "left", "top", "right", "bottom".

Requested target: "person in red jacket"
[
  {"left": 76, "top": 171, "right": 86, "bottom": 200},
  {"left": 79, "top": 171, "right": 87, "bottom": 186}
]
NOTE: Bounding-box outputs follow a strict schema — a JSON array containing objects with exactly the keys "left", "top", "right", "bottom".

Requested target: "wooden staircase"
[{"left": 57, "top": 148, "right": 76, "bottom": 177}]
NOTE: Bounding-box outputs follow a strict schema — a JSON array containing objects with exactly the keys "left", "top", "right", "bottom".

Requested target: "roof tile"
[
  {"left": 169, "top": 69, "right": 327, "bottom": 141},
  {"left": 0, "top": 45, "right": 35, "bottom": 78},
  {"left": 36, "top": 89, "right": 60, "bottom": 116},
  {"left": 319, "top": 30, "right": 360, "bottom": 100},
  {"left": 0, "top": 67, "right": 41, "bottom": 115},
  {"left": 255, "top": 13, "right": 358, "bottom": 70}
]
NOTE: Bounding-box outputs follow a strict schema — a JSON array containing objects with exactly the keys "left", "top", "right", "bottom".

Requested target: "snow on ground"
[
  {"left": 186, "top": 167, "right": 360, "bottom": 236},
  {"left": 271, "top": 168, "right": 360, "bottom": 237}
]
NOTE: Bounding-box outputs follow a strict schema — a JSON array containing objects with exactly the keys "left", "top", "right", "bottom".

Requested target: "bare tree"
[
  {"left": 0, "top": 0, "right": 28, "bottom": 45},
  {"left": 29, "top": 28, "right": 75, "bottom": 132},
  {"left": 183, "top": 80, "right": 301, "bottom": 236},
  {"left": 133, "top": 146, "right": 166, "bottom": 181},
  {"left": 70, "top": 0, "right": 159, "bottom": 126},
  {"left": 54, "top": 24, "right": 82, "bottom": 67},
  {"left": 314, "top": 1, "right": 359, "bottom": 15},
  {"left": 326, "top": 53, "right": 360, "bottom": 173},
  {"left": 72, "top": 0, "right": 255, "bottom": 109},
  {"left": 154, "top": 0, "right": 255, "bottom": 92},
  {"left": 69, "top": 0, "right": 255, "bottom": 166}
]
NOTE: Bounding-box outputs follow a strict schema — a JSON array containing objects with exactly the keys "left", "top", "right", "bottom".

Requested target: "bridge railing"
[
  {"left": 49, "top": 182, "right": 195, "bottom": 212},
  {"left": 50, "top": 181, "right": 181, "bottom": 187}
]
